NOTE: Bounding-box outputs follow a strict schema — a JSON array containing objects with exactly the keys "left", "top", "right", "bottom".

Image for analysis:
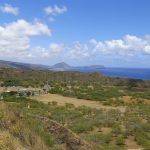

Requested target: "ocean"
[{"left": 75, "top": 68, "right": 150, "bottom": 80}]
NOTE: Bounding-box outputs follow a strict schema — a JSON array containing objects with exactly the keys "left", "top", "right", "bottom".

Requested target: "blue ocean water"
[{"left": 76, "top": 68, "right": 150, "bottom": 80}]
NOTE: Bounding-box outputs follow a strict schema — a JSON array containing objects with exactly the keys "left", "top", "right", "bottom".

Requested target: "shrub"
[
  {"left": 65, "top": 103, "right": 74, "bottom": 108},
  {"left": 70, "top": 120, "right": 93, "bottom": 133},
  {"left": 49, "top": 85, "right": 62, "bottom": 94},
  {"left": 87, "top": 133, "right": 112, "bottom": 144},
  {"left": 115, "top": 135, "right": 125, "bottom": 145},
  {"left": 112, "top": 124, "right": 121, "bottom": 136},
  {"left": 134, "top": 130, "right": 150, "bottom": 148},
  {"left": 51, "top": 101, "right": 58, "bottom": 106},
  {"left": 0, "top": 112, "right": 4, "bottom": 119}
]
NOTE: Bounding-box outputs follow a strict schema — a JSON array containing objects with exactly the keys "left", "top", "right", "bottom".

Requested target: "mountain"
[
  {"left": 0, "top": 60, "right": 51, "bottom": 70},
  {"left": 51, "top": 62, "right": 105, "bottom": 71},
  {"left": 52, "top": 62, "right": 70, "bottom": 69},
  {"left": 0, "top": 60, "right": 105, "bottom": 71}
]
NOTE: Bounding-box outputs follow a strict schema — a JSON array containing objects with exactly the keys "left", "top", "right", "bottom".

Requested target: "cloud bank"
[
  {"left": 58, "top": 35, "right": 150, "bottom": 59},
  {"left": 0, "top": 19, "right": 51, "bottom": 58},
  {"left": 0, "top": 20, "right": 150, "bottom": 62},
  {"left": 89, "top": 35, "right": 150, "bottom": 56}
]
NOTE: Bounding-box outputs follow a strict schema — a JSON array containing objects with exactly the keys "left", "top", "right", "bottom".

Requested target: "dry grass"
[
  {"left": 122, "top": 96, "right": 150, "bottom": 105},
  {"left": 0, "top": 102, "right": 49, "bottom": 150},
  {"left": 0, "top": 131, "right": 24, "bottom": 150},
  {"left": 32, "top": 94, "right": 126, "bottom": 113}
]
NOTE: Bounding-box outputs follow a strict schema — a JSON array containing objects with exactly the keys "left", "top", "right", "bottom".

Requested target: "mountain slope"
[
  {"left": 52, "top": 62, "right": 71, "bottom": 68},
  {"left": 0, "top": 60, "right": 51, "bottom": 70}
]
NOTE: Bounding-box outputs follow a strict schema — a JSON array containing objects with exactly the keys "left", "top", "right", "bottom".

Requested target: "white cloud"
[
  {"left": 144, "top": 45, "right": 150, "bottom": 54},
  {"left": 44, "top": 5, "right": 67, "bottom": 16},
  {"left": 50, "top": 34, "right": 150, "bottom": 60},
  {"left": 89, "top": 35, "right": 150, "bottom": 56},
  {"left": 49, "top": 43, "right": 64, "bottom": 54},
  {"left": 0, "top": 4, "right": 19, "bottom": 15},
  {"left": 26, "top": 43, "right": 64, "bottom": 59},
  {"left": 28, "top": 47, "right": 49, "bottom": 58},
  {"left": 67, "top": 42, "right": 90, "bottom": 59},
  {"left": 44, "top": 5, "right": 67, "bottom": 22},
  {"left": 1, "top": 23, "right": 150, "bottom": 62},
  {"left": 0, "top": 19, "right": 51, "bottom": 58},
  {"left": 31, "top": 35, "right": 150, "bottom": 61}
]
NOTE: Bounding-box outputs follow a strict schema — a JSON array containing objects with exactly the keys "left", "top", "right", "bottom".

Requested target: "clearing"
[{"left": 32, "top": 94, "right": 126, "bottom": 113}]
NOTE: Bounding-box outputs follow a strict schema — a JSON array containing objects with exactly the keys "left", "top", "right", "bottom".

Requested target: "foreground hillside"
[
  {"left": 0, "top": 97, "right": 92, "bottom": 150},
  {"left": 0, "top": 94, "right": 150, "bottom": 150}
]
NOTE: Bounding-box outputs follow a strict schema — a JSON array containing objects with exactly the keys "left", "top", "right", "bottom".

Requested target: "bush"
[
  {"left": 134, "top": 130, "right": 150, "bottom": 148},
  {"left": 3, "top": 79, "right": 21, "bottom": 87},
  {"left": 112, "top": 124, "right": 121, "bottom": 136},
  {"left": 51, "top": 101, "right": 58, "bottom": 106},
  {"left": 70, "top": 119, "right": 93, "bottom": 133},
  {"left": 65, "top": 103, "right": 74, "bottom": 108},
  {"left": 49, "top": 85, "right": 62, "bottom": 94},
  {"left": 0, "top": 112, "right": 4, "bottom": 119},
  {"left": 115, "top": 135, "right": 125, "bottom": 145},
  {"left": 87, "top": 133, "right": 112, "bottom": 144},
  {"left": 103, "top": 98, "right": 125, "bottom": 107}
]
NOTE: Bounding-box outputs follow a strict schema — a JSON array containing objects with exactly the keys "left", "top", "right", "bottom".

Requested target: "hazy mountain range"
[{"left": 0, "top": 60, "right": 105, "bottom": 71}]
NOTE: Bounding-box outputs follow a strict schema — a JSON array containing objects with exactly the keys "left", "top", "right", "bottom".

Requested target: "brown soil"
[
  {"left": 100, "top": 127, "right": 112, "bottom": 134},
  {"left": 125, "top": 136, "right": 143, "bottom": 150}
]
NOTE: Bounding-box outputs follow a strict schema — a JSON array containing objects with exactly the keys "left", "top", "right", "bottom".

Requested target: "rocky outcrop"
[{"left": 35, "top": 116, "right": 92, "bottom": 150}]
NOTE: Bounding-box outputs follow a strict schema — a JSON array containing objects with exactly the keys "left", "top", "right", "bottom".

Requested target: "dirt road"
[{"left": 32, "top": 94, "right": 126, "bottom": 113}]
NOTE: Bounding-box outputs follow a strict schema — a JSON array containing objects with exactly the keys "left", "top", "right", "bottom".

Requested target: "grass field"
[{"left": 32, "top": 94, "right": 126, "bottom": 113}]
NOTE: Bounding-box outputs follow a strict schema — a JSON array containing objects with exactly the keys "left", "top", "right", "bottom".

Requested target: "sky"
[{"left": 0, "top": 0, "right": 150, "bottom": 68}]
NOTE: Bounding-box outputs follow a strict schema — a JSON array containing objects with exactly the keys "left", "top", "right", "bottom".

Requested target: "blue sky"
[{"left": 0, "top": 0, "right": 150, "bottom": 67}]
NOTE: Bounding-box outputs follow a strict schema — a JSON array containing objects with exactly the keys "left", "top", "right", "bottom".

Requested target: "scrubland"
[{"left": 0, "top": 68, "right": 150, "bottom": 149}]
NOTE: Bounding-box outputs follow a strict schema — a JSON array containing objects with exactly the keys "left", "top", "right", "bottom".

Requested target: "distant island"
[
  {"left": 0, "top": 60, "right": 105, "bottom": 71},
  {"left": 50, "top": 62, "right": 105, "bottom": 71}
]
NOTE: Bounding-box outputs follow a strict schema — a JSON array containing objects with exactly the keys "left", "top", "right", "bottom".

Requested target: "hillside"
[
  {"left": 0, "top": 68, "right": 150, "bottom": 149},
  {"left": 0, "top": 90, "right": 150, "bottom": 149},
  {"left": 0, "top": 67, "right": 149, "bottom": 87},
  {"left": 0, "top": 60, "right": 51, "bottom": 70}
]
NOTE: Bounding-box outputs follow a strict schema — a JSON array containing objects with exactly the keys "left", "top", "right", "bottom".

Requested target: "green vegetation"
[
  {"left": 0, "top": 94, "right": 149, "bottom": 149},
  {"left": 0, "top": 68, "right": 150, "bottom": 101},
  {"left": 0, "top": 68, "right": 150, "bottom": 149},
  {"left": 103, "top": 98, "right": 125, "bottom": 106},
  {"left": 116, "top": 135, "right": 125, "bottom": 146}
]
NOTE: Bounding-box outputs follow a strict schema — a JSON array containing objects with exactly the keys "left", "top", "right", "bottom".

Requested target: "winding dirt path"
[{"left": 32, "top": 94, "right": 126, "bottom": 113}]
